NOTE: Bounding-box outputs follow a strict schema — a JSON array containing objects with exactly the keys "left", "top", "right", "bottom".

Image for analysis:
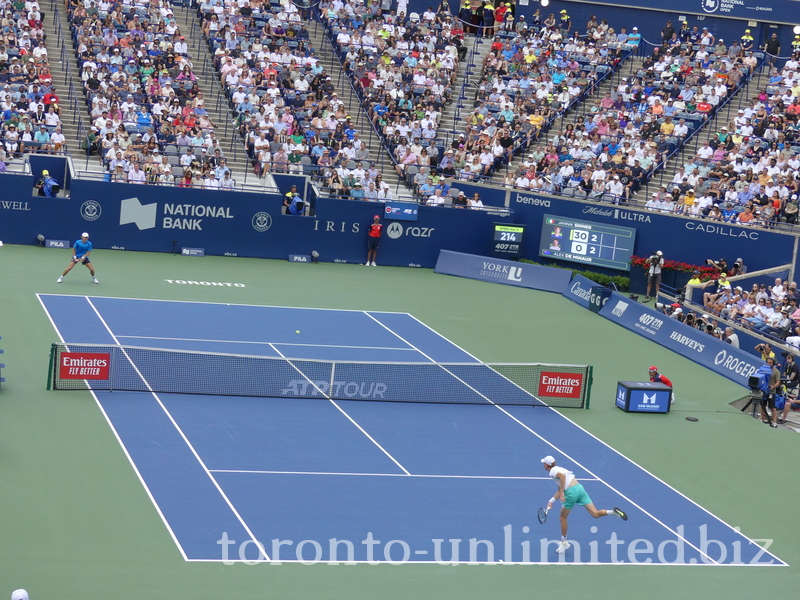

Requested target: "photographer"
[
  {"left": 729, "top": 257, "right": 747, "bottom": 276},
  {"left": 645, "top": 251, "right": 665, "bottom": 301},
  {"left": 756, "top": 342, "right": 776, "bottom": 361},
  {"left": 706, "top": 257, "right": 728, "bottom": 274},
  {"left": 655, "top": 302, "right": 683, "bottom": 319},
  {"left": 722, "top": 327, "right": 740, "bottom": 348}
]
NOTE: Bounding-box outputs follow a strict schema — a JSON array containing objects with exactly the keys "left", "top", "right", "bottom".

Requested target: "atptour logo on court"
[
  {"left": 80, "top": 200, "right": 102, "bottom": 221},
  {"left": 610, "top": 300, "right": 628, "bottom": 317},
  {"left": 281, "top": 379, "right": 388, "bottom": 400},
  {"left": 252, "top": 212, "right": 273, "bottom": 232},
  {"left": 537, "top": 372, "right": 583, "bottom": 398}
]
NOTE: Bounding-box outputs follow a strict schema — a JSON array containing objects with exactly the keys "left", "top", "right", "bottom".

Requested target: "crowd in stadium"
[
  {"left": 0, "top": 0, "right": 63, "bottom": 164},
  {"left": 638, "top": 46, "right": 800, "bottom": 227},
  {"left": 68, "top": 0, "right": 238, "bottom": 187},
  {"left": 488, "top": 14, "right": 769, "bottom": 205},
  {"left": 201, "top": 0, "right": 400, "bottom": 197},
  {"left": 321, "top": 0, "right": 465, "bottom": 196}
]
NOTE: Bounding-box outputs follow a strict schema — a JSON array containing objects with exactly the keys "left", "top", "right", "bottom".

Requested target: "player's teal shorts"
[{"left": 563, "top": 483, "right": 592, "bottom": 510}]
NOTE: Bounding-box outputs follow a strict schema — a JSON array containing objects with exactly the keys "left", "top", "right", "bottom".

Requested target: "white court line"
[
  {"left": 365, "top": 312, "right": 722, "bottom": 565},
  {"left": 81, "top": 296, "right": 271, "bottom": 562},
  {"left": 405, "top": 312, "right": 788, "bottom": 567},
  {"left": 37, "top": 293, "right": 411, "bottom": 314},
  {"left": 115, "top": 334, "right": 417, "bottom": 352},
  {"left": 35, "top": 293, "right": 190, "bottom": 561},
  {"left": 268, "top": 344, "right": 411, "bottom": 476},
  {"left": 209, "top": 469, "right": 586, "bottom": 481}
]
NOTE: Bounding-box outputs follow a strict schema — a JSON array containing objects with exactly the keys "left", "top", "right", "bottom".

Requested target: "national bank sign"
[{"left": 112, "top": 197, "right": 235, "bottom": 231}]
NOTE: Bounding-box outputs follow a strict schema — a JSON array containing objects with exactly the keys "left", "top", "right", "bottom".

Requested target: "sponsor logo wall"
[
  {"left": 598, "top": 291, "right": 762, "bottom": 387},
  {"left": 0, "top": 176, "right": 514, "bottom": 268}
]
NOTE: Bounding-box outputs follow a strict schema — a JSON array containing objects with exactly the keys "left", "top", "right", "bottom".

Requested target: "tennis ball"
[{"left": 296, "top": 330, "right": 300, "bottom": 334}]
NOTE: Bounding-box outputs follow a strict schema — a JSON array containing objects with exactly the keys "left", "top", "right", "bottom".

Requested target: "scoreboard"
[
  {"left": 538, "top": 214, "right": 636, "bottom": 271},
  {"left": 493, "top": 223, "right": 525, "bottom": 258}
]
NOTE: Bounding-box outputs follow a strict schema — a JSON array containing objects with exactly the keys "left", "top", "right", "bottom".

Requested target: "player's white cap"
[
  {"left": 541, "top": 456, "right": 555, "bottom": 466},
  {"left": 81, "top": 232, "right": 89, "bottom": 238},
  {"left": 12, "top": 589, "right": 29, "bottom": 600}
]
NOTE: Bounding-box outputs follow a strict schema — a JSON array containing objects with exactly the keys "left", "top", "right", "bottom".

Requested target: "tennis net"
[{"left": 47, "top": 343, "right": 593, "bottom": 408}]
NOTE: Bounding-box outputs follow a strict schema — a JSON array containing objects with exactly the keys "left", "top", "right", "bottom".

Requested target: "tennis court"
[{"left": 37, "top": 294, "right": 784, "bottom": 566}]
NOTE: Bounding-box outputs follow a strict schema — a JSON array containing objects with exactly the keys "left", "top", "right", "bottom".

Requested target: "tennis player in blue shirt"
[{"left": 57, "top": 232, "right": 99, "bottom": 284}]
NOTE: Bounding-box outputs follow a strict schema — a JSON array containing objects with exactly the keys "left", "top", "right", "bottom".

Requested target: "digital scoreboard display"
[
  {"left": 538, "top": 214, "right": 636, "bottom": 271},
  {"left": 493, "top": 223, "right": 525, "bottom": 258}
]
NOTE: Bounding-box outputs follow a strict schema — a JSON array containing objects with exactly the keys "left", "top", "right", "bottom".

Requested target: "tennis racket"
[{"left": 537, "top": 507, "right": 548, "bottom": 524}]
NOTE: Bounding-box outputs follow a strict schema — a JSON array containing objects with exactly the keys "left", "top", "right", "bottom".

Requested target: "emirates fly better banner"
[{"left": 59, "top": 352, "right": 111, "bottom": 380}]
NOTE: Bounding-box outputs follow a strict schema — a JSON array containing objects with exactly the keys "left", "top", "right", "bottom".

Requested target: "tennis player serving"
[
  {"left": 541, "top": 456, "right": 628, "bottom": 554},
  {"left": 57, "top": 232, "right": 99, "bottom": 284}
]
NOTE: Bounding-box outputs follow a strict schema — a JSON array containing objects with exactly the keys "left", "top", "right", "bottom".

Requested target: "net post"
[
  {"left": 46, "top": 343, "right": 56, "bottom": 390},
  {"left": 328, "top": 361, "right": 336, "bottom": 400},
  {"left": 584, "top": 365, "right": 593, "bottom": 409}
]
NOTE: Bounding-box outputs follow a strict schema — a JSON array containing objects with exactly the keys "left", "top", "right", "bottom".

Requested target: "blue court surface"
[{"left": 38, "top": 294, "right": 785, "bottom": 566}]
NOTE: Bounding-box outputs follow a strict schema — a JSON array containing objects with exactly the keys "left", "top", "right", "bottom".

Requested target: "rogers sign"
[{"left": 714, "top": 350, "right": 759, "bottom": 380}]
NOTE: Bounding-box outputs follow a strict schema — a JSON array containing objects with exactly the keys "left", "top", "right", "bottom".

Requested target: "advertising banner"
[
  {"left": 562, "top": 274, "right": 596, "bottom": 309},
  {"left": 383, "top": 201, "right": 419, "bottom": 221},
  {"left": 598, "top": 292, "right": 763, "bottom": 387},
  {"left": 435, "top": 250, "right": 572, "bottom": 293},
  {"left": 58, "top": 352, "right": 111, "bottom": 380},
  {"left": 0, "top": 175, "right": 514, "bottom": 268}
]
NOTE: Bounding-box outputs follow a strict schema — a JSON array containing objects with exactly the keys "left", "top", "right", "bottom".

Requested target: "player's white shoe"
[
  {"left": 556, "top": 540, "right": 570, "bottom": 554},
  {"left": 56, "top": 276, "right": 62, "bottom": 283},
  {"left": 92, "top": 277, "right": 99, "bottom": 284},
  {"left": 371, "top": 262, "right": 377, "bottom": 266},
  {"left": 365, "top": 262, "right": 370, "bottom": 266}
]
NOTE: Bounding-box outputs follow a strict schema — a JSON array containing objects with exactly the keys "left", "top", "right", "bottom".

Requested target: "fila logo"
[{"left": 120, "top": 197, "right": 157, "bottom": 230}]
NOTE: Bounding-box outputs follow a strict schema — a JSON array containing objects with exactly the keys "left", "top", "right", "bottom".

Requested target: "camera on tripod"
[{"left": 741, "top": 374, "right": 765, "bottom": 417}]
